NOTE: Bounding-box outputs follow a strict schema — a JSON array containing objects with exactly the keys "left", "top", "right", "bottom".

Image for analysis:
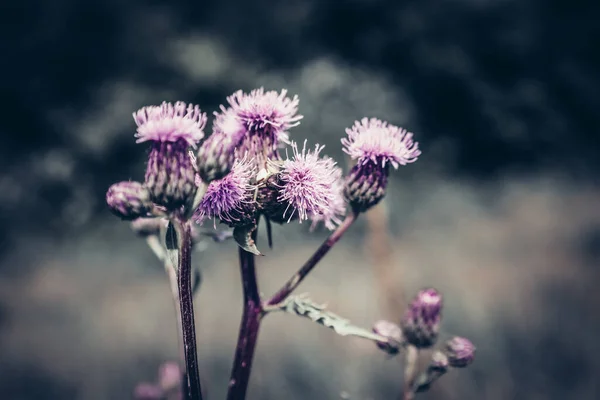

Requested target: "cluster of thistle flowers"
[
  {"left": 373, "top": 288, "right": 476, "bottom": 394},
  {"left": 105, "top": 87, "right": 474, "bottom": 398},
  {"left": 105, "top": 88, "right": 421, "bottom": 244}
]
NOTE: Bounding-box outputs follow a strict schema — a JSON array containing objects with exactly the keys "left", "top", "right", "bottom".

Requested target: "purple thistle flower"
[
  {"left": 194, "top": 157, "right": 258, "bottom": 228},
  {"left": 213, "top": 88, "right": 303, "bottom": 166},
  {"left": 443, "top": 336, "right": 476, "bottom": 368},
  {"left": 106, "top": 181, "right": 152, "bottom": 220},
  {"left": 341, "top": 117, "right": 420, "bottom": 168},
  {"left": 400, "top": 288, "right": 443, "bottom": 348},
  {"left": 276, "top": 141, "right": 345, "bottom": 229},
  {"left": 342, "top": 117, "right": 420, "bottom": 213},
  {"left": 145, "top": 140, "right": 197, "bottom": 212},
  {"left": 196, "top": 130, "right": 239, "bottom": 183},
  {"left": 133, "top": 101, "right": 207, "bottom": 147},
  {"left": 372, "top": 319, "right": 404, "bottom": 355}
]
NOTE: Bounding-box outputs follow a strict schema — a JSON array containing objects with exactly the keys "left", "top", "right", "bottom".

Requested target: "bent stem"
[
  {"left": 227, "top": 239, "right": 264, "bottom": 400},
  {"left": 266, "top": 212, "right": 357, "bottom": 306},
  {"left": 175, "top": 221, "right": 204, "bottom": 400}
]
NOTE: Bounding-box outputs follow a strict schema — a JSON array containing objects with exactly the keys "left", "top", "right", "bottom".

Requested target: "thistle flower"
[
  {"left": 400, "top": 288, "right": 443, "bottom": 348},
  {"left": 133, "top": 102, "right": 207, "bottom": 213},
  {"left": 372, "top": 319, "right": 404, "bottom": 355},
  {"left": 196, "top": 130, "right": 239, "bottom": 184},
  {"left": 213, "top": 88, "right": 303, "bottom": 166},
  {"left": 194, "top": 157, "right": 258, "bottom": 228},
  {"left": 342, "top": 118, "right": 420, "bottom": 212},
  {"left": 106, "top": 181, "right": 152, "bottom": 220},
  {"left": 443, "top": 336, "right": 476, "bottom": 368},
  {"left": 266, "top": 141, "right": 345, "bottom": 229},
  {"left": 133, "top": 101, "right": 207, "bottom": 147},
  {"left": 342, "top": 117, "right": 420, "bottom": 168},
  {"left": 145, "top": 140, "right": 198, "bottom": 212}
]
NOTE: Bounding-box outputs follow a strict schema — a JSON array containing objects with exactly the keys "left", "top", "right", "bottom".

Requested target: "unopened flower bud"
[
  {"left": 130, "top": 217, "right": 164, "bottom": 237},
  {"left": 372, "top": 319, "right": 403, "bottom": 355},
  {"left": 443, "top": 336, "right": 475, "bottom": 368},
  {"left": 106, "top": 181, "right": 152, "bottom": 220},
  {"left": 196, "top": 132, "right": 239, "bottom": 183},
  {"left": 401, "top": 288, "right": 443, "bottom": 348},
  {"left": 344, "top": 161, "right": 389, "bottom": 213},
  {"left": 145, "top": 139, "right": 197, "bottom": 212}
]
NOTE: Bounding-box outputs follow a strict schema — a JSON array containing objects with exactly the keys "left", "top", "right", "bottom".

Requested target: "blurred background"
[{"left": 1, "top": 0, "right": 599, "bottom": 399}]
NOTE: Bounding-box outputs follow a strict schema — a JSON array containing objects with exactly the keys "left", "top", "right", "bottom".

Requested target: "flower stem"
[
  {"left": 176, "top": 221, "right": 204, "bottom": 400},
  {"left": 266, "top": 212, "right": 357, "bottom": 306},
  {"left": 226, "top": 239, "right": 263, "bottom": 400},
  {"left": 402, "top": 345, "right": 419, "bottom": 400}
]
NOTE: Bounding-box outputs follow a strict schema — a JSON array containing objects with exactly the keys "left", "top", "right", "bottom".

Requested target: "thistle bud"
[
  {"left": 443, "top": 336, "right": 476, "bottom": 368},
  {"left": 372, "top": 319, "right": 404, "bottom": 355},
  {"left": 145, "top": 139, "right": 197, "bottom": 212},
  {"left": 344, "top": 161, "right": 389, "bottom": 212},
  {"left": 196, "top": 132, "right": 239, "bottom": 183},
  {"left": 106, "top": 181, "right": 152, "bottom": 220},
  {"left": 400, "top": 288, "right": 443, "bottom": 348}
]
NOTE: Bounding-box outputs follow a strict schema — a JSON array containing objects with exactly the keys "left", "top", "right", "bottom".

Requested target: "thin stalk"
[
  {"left": 266, "top": 212, "right": 357, "bottom": 306},
  {"left": 226, "top": 238, "right": 263, "bottom": 400},
  {"left": 175, "top": 221, "right": 204, "bottom": 400},
  {"left": 402, "top": 345, "right": 419, "bottom": 400}
]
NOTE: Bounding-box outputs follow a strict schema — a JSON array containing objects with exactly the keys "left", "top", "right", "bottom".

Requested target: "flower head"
[
  {"left": 133, "top": 101, "right": 207, "bottom": 147},
  {"left": 213, "top": 88, "right": 303, "bottom": 165},
  {"left": 196, "top": 130, "right": 239, "bottom": 183},
  {"left": 194, "top": 157, "right": 257, "bottom": 227},
  {"left": 443, "top": 337, "right": 476, "bottom": 368},
  {"left": 342, "top": 117, "right": 420, "bottom": 168},
  {"left": 372, "top": 320, "right": 404, "bottom": 355},
  {"left": 145, "top": 140, "right": 197, "bottom": 212},
  {"left": 401, "top": 288, "right": 443, "bottom": 348},
  {"left": 276, "top": 141, "right": 345, "bottom": 229},
  {"left": 106, "top": 181, "right": 153, "bottom": 220}
]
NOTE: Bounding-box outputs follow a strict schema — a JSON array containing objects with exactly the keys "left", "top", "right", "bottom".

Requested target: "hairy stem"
[
  {"left": 175, "top": 221, "right": 204, "bottom": 400},
  {"left": 266, "top": 212, "right": 357, "bottom": 306},
  {"left": 403, "top": 345, "right": 419, "bottom": 400},
  {"left": 226, "top": 240, "right": 263, "bottom": 400}
]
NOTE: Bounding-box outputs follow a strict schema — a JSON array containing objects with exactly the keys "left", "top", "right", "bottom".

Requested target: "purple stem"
[
  {"left": 176, "top": 221, "right": 204, "bottom": 400},
  {"left": 226, "top": 241, "right": 263, "bottom": 400},
  {"left": 266, "top": 212, "right": 357, "bottom": 306}
]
